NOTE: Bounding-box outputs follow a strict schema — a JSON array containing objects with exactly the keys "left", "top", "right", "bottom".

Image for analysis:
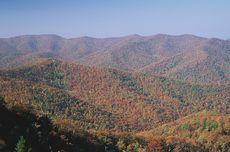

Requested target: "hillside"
[
  {"left": 0, "top": 34, "right": 230, "bottom": 84},
  {"left": 0, "top": 97, "right": 107, "bottom": 152},
  {"left": 137, "top": 112, "right": 230, "bottom": 151},
  {"left": 0, "top": 34, "right": 230, "bottom": 151},
  {"left": 0, "top": 59, "right": 229, "bottom": 132},
  {"left": 1, "top": 97, "right": 229, "bottom": 152}
]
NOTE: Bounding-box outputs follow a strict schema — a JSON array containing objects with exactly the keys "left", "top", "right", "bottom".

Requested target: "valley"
[{"left": 0, "top": 34, "right": 229, "bottom": 151}]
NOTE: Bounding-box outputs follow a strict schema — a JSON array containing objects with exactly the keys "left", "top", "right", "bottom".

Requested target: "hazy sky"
[{"left": 0, "top": 0, "right": 230, "bottom": 39}]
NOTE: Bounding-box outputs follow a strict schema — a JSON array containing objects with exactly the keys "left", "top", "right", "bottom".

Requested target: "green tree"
[
  {"left": 201, "top": 111, "right": 207, "bottom": 131},
  {"left": 201, "top": 118, "right": 207, "bottom": 131},
  {"left": 15, "top": 136, "right": 31, "bottom": 152},
  {"left": 15, "top": 136, "right": 26, "bottom": 152}
]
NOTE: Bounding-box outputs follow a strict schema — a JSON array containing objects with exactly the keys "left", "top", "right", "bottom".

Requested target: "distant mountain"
[{"left": 0, "top": 34, "right": 230, "bottom": 84}]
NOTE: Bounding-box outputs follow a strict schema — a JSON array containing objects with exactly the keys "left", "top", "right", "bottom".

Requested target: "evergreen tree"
[
  {"left": 15, "top": 136, "right": 31, "bottom": 152},
  {"left": 15, "top": 136, "right": 26, "bottom": 152}
]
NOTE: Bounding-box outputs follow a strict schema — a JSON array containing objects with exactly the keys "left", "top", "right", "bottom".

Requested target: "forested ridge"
[{"left": 0, "top": 34, "right": 230, "bottom": 151}]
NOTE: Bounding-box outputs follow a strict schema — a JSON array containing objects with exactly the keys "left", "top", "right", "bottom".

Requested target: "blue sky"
[{"left": 0, "top": 0, "right": 230, "bottom": 39}]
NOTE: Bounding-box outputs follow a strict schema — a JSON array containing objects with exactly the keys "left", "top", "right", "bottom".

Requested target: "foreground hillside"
[
  {"left": 0, "top": 34, "right": 230, "bottom": 84},
  {"left": 0, "top": 59, "right": 229, "bottom": 132},
  {"left": 0, "top": 96, "right": 229, "bottom": 152},
  {"left": 138, "top": 112, "right": 230, "bottom": 152},
  {"left": 0, "top": 97, "right": 107, "bottom": 152}
]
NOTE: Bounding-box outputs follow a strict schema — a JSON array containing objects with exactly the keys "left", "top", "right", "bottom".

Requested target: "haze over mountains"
[{"left": 1, "top": 34, "right": 230, "bottom": 84}]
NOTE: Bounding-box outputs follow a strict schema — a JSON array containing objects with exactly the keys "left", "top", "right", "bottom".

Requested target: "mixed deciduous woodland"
[{"left": 0, "top": 34, "right": 229, "bottom": 151}]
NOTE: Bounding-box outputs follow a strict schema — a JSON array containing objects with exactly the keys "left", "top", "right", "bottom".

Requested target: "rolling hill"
[
  {"left": 0, "top": 34, "right": 230, "bottom": 84},
  {"left": 137, "top": 112, "right": 230, "bottom": 151},
  {"left": 0, "top": 34, "right": 230, "bottom": 151},
  {"left": 0, "top": 59, "right": 229, "bottom": 132}
]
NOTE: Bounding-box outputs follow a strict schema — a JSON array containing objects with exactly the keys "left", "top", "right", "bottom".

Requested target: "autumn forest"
[{"left": 0, "top": 34, "right": 229, "bottom": 152}]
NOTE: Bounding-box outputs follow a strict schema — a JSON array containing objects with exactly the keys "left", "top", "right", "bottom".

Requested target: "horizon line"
[{"left": 1, "top": 33, "right": 229, "bottom": 40}]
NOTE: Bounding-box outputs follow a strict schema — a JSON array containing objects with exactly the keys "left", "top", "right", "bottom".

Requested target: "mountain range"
[
  {"left": 0, "top": 34, "right": 230, "bottom": 151},
  {"left": 1, "top": 34, "right": 230, "bottom": 84}
]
